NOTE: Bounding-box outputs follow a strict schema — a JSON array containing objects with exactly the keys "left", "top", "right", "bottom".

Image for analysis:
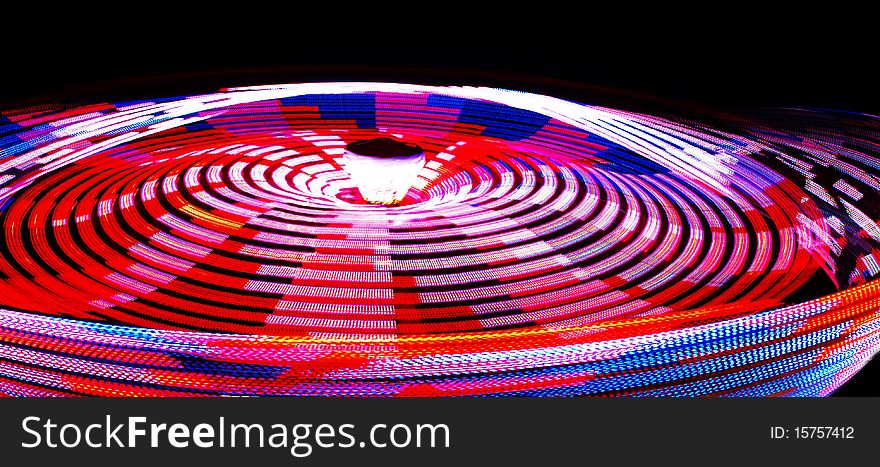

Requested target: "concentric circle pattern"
[{"left": 1, "top": 83, "right": 879, "bottom": 396}]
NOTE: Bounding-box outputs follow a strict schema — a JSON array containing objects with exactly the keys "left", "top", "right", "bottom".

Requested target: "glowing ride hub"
[{"left": 343, "top": 138, "right": 426, "bottom": 205}]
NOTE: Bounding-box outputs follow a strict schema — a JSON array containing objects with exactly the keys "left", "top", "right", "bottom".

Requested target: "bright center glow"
[{"left": 343, "top": 138, "right": 425, "bottom": 205}]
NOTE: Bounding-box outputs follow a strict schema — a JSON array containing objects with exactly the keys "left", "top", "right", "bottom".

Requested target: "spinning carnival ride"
[{"left": 0, "top": 83, "right": 878, "bottom": 396}]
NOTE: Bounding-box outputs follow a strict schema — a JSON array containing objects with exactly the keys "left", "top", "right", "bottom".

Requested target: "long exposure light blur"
[{"left": 0, "top": 82, "right": 878, "bottom": 396}]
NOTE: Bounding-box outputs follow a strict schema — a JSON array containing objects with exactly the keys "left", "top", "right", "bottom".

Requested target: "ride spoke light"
[{"left": 343, "top": 137, "right": 425, "bottom": 205}]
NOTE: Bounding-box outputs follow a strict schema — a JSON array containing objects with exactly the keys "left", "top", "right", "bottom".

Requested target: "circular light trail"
[{"left": 0, "top": 82, "right": 878, "bottom": 396}]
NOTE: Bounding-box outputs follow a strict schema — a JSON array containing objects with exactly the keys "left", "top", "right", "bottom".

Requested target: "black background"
[
  {"left": 2, "top": 41, "right": 878, "bottom": 114},
  {"left": 0, "top": 37, "right": 877, "bottom": 394}
]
